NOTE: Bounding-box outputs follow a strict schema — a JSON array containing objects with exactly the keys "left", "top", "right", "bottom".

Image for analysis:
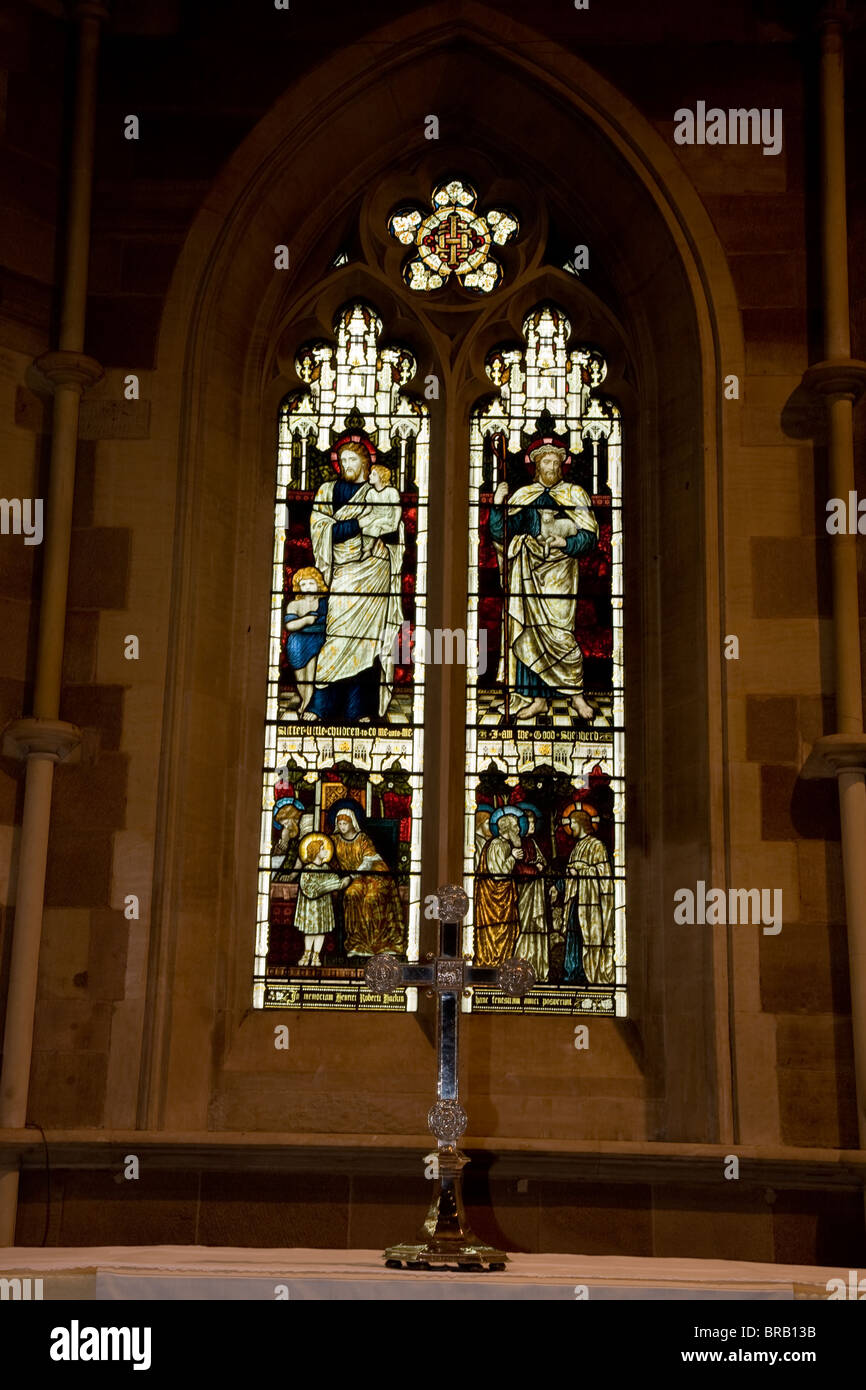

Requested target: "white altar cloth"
[{"left": 0, "top": 1246, "right": 844, "bottom": 1300}]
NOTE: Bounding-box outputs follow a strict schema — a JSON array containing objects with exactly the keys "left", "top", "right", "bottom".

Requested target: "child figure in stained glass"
[
  {"left": 295, "top": 833, "right": 351, "bottom": 966},
  {"left": 362, "top": 465, "right": 402, "bottom": 534},
  {"left": 360, "top": 465, "right": 404, "bottom": 579},
  {"left": 284, "top": 566, "right": 328, "bottom": 713}
]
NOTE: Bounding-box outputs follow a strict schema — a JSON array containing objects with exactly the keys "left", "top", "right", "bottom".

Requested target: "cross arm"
[
  {"left": 365, "top": 952, "right": 535, "bottom": 998},
  {"left": 365, "top": 957, "right": 433, "bottom": 993},
  {"left": 364, "top": 884, "right": 537, "bottom": 998}
]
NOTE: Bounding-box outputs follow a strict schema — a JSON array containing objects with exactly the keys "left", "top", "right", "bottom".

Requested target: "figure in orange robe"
[
  {"left": 474, "top": 807, "right": 525, "bottom": 966},
  {"left": 331, "top": 805, "right": 405, "bottom": 955}
]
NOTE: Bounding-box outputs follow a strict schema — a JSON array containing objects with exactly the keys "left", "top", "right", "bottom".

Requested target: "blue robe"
[{"left": 284, "top": 596, "right": 327, "bottom": 671}]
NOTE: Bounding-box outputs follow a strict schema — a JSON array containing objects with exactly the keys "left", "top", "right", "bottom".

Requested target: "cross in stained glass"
[
  {"left": 388, "top": 178, "right": 519, "bottom": 294},
  {"left": 435, "top": 211, "right": 480, "bottom": 269}
]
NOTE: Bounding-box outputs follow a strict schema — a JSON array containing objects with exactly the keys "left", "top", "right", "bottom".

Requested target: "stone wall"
[{"left": 0, "top": 0, "right": 862, "bottom": 1256}]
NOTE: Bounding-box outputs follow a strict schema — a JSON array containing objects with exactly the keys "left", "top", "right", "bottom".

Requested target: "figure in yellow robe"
[
  {"left": 331, "top": 806, "right": 405, "bottom": 956},
  {"left": 474, "top": 808, "right": 524, "bottom": 966}
]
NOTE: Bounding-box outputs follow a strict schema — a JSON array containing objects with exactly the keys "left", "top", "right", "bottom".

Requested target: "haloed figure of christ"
[
  {"left": 306, "top": 441, "right": 403, "bottom": 724},
  {"left": 491, "top": 442, "right": 598, "bottom": 720},
  {"left": 560, "top": 804, "right": 615, "bottom": 986}
]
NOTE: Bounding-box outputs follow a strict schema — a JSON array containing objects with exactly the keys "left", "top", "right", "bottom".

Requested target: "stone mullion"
[{"left": 433, "top": 381, "right": 471, "bottom": 891}]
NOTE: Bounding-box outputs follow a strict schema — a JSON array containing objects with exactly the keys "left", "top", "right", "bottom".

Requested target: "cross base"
[
  {"left": 380, "top": 1144, "right": 510, "bottom": 1271},
  {"left": 366, "top": 887, "right": 533, "bottom": 1275},
  {"left": 383, "top": 1243, "right": 508, "bottom": 1272}
]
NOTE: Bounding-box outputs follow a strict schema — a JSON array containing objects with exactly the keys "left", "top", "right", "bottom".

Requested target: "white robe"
[
  {"left": 514, "top": 838, "right": 549, "bottom": 983},
  {"left": 294, "top": 869, "right": 343, "bottom": 936},
  {"left": 310, "top": 479, "right": 403, "bottom": 715},
  {"left": 562, "top": 833, "right": 615, "bottom": 984},
  {"left": 494, "top": 480, "right": 598, "bottom": 713}
]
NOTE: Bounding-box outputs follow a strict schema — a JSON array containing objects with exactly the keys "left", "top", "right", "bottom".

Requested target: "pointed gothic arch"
[{"left": 135, "top": 4, "right": 745, "bottom": 1150}]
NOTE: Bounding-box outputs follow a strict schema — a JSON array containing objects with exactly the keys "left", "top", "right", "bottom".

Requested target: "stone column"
[
  {"left": 0, "top": 1, "right": 108, "bottom": 1245},
  {"left": 802, "top": 3, "right": 866, "bottom": 1162}
]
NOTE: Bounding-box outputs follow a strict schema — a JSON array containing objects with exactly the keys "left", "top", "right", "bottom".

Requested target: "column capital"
[
  {"left": 815, "top": 4, "right": 855, "bottom": 34},
  {"left": 802, "top": 733, "right": 866, "bottom": 779},
  {"left": 1, "top": 718, "right": 82, "bottom": 764},
  {"left": 33, "top": 350, "right": 104, "bottom": 394},
  {"left": 801, "top": 357, "right": 866, "bottom": 402}
]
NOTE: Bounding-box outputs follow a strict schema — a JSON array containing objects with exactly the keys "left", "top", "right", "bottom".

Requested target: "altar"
[{"left": 0, "top": 1245, "right": 843, "bottom": 1301}]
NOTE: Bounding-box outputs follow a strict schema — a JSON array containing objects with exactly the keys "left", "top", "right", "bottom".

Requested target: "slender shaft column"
[
  {"left": 818, "top": 15, "right": 851, "bottom": 364},
  {"left": 839, "top": 769, "right": 866, "bottom": 1140},
  {"left": 802, "top": 4, "right": 866, "bottom": 1162},
  {"left": 0, "top": 1, "right": 107, "bottom": 1245},
  {"left": 827, "top": 394, "right": 860, "bottom": 734}
]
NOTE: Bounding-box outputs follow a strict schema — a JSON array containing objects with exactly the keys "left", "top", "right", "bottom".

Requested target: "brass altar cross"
[{"left": 365, "top": 882, "right": 535, "bottom": 1270}]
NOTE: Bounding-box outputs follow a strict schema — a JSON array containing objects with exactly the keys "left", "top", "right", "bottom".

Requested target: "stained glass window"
[
  {"left": 254, "top": 303, "right": 428, "bottom": 1011},
  {"left": 388, "top": 179, "right": 518, "bottom": 294},
  {"left": 464, "top": 305, "right": 626, "bottom": 1016}
]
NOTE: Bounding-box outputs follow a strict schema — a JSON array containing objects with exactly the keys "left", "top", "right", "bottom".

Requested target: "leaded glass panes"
[
  {"left": 254, "top": 303, "right": 428, "bottom": 1012},
  {"left": 388, "top": 179, "right": 519, "bottom": 294},
  {"left": 464, "top": 306, "right": 626, "bottom": 1016}
]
